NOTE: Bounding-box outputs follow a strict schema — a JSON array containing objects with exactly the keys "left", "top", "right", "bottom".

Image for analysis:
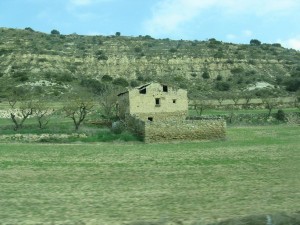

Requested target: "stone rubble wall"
[
  {"left": 125, "top": 115, "right": 226, "bottom": 143},
  {"left": 133, "top": 111, "right": 187, "bottom": 122},
  {"left": 144, "top": 119, "right": 226, "bottom": 143}
]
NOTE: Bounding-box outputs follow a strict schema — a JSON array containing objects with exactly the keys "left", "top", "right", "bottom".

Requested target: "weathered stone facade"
[
  {"left": 118, "top": 82, "right": 226, "bottom": 143},
  {"left": 118, "top": 82, "right": 188, "bottom": 122}
]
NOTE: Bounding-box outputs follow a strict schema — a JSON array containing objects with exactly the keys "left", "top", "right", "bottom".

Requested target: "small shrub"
[
  {"left": 216, "top": 75, "right": 223, "bottom": 81},
  {"left": 97, "top": 54, "right": 108, "bottom": 60},
  {"left": 80, "top": 78, "right": 106, "bottom": 94},
  {"left": 112, "top": 77, "right": 129, "bottom": 87},
  {"left": 226, "top": 59, "right": 234, "bottom": 64},
  {"left": 250, "top": 39, "right": 261, "bottom": 46},
  {"left": 215, "top": 81, "right": 231, "bottom": 91},
  {"left": 169, "top": 48, "right": 177, "bottom": 53},
  {"left": 130, "top": 80, "right": 139, "bottom": 87},
  {"left": 276, "top": 109, "right": 286, "bottom": 121},
  {"left": 231, "top": 67, "right": 244, "bottom": 74},
  {"left": 111, "top": 121, "right": 125, "bottom": 134},
  {"left": 101, "top": 75, "right": 113, "bottom": 82},
  {"left": 51, "top": 29, "right": 60, "bottom": 35},
  {"left": 25, "top": 27, "right": 34, "bottom": 32},
  {"left": 202, "top": 71, "right": 210, "bottom": 79},
  {"left": 134, "top": 47, "right": 142, "bottom": 53}
]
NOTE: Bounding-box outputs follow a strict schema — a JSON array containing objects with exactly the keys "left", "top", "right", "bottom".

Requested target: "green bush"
[
  {"left": 112, "top": 77, "right": 129, "bottom": 87},
  {"left": 80, "top": 78, "right": 107, "bottom": 94},
  {"left": 12, "top": 71, "right": 29, "bottom": 81},
  {"left": 169, "top": 48, "right": 177, "bottom": 53},
  {"left": 130, "top": 80, "right": 139, "bottom": 87},
  {"left": 285, "top": 78, "right": 300, "bottom": 92},
  {"left": 111, "top": 121, "right": 125, "bottom": 134},
  {"left": 215, "top": 81, "right": 231, "bottom": 91},
  {"left": 51, "top": 29, "right": 60, "bottom": 35},
  {"left": 202, "top": 71, "right": 210, "bottom": 79},
  {"left": 216, "top": 75, "right": 223, "bottom": 81},
  {"left": 231, "top": 67, "right": 244, "bottom": 74},
  {"left": 101, "top": 75, "right": 113, "bottom": 82},
  {"left": 56, "top": 73, "right": 73, "bottom": 82},
  {"left": 250, "top": 39, "right": 261, "bottom": 46},
  {"left": 276, "top": 109, "right": 286, "bottom": 121},
  {"left": 134, "top": 47, "right": 142, "bottom": 53}
]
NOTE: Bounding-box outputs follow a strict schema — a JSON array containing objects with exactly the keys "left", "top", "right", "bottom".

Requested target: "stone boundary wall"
[
  {"left": 144, "top": 119, "right": 226, "bottom": 143},
  {"left": 126, "top": 115, "right": 226, "bottom": 143}
]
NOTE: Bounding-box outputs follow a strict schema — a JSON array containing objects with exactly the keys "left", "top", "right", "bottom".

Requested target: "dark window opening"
[
  {"left": 139, "top": 88, "right": 146, "bottom": 94},
  {"left": 148, "top": 117, "right": 153, "bottom": 121},
  {"left": 155, "top": 98, "right": 160, "bottom": 105},
  {"left": 173, "top": 99, "right": 176, "bottom": 103},
  {"left": 163, "top": 85, "right": 168, "bottom": 92}
]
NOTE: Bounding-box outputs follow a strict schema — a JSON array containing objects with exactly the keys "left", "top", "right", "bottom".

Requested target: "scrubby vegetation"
[{"left": 0, "top": 27, "right": 300, "bottom": 101}]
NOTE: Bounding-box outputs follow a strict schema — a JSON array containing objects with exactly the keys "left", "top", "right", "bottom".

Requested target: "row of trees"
[
  {"left": 4, "top": 86, "right": 120, "bottom": 131},
  {"left": 190, "top": 90, "right": 300, "bottom": 117}
]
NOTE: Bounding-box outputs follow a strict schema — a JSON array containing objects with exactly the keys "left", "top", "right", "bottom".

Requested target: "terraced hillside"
[{"left": 0, "top": 27, "right": 299, "bottom": 98}]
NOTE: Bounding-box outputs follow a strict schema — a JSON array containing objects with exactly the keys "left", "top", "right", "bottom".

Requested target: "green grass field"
[{"left": 0, "top": 125, "right": 299, "bottom": 224}]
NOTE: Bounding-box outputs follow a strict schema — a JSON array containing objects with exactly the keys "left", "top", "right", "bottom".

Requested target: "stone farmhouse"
[
  {"left": 117, "top": 82, "right": 188, "bottom": 122},
  {"left": 117, "top": 82, "right": 226, "bottom": 143}
]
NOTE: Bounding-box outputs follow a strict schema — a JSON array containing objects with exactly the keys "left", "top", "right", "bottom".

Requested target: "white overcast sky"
[{"left": 0, "top": 0, "right": 299, "bottom": 49}]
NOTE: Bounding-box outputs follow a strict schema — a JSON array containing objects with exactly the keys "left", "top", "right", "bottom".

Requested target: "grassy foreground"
[{"left": 0, "top": 125, "right": 299, "bottom": 225}]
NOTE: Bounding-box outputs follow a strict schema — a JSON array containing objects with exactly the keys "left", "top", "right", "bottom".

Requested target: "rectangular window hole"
[
  {"left": 148, "top": 117, "right": 153, "bottom": 121},
  {"left": 155, "top": 98, "right": 160, "bottom": 105},
  {"left": 173, "top": 99, "right": 176, "bottom": 103},
  {"left": 163, "top": 85, "right": 168, "bottom": 92}
]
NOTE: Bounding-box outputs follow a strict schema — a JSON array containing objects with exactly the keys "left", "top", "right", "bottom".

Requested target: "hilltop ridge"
[{"left": 0, "top": 27, "right": 299, "bottom": 98}]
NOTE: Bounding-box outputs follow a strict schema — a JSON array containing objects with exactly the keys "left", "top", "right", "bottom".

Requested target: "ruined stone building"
[
  {"left": 117, "top": 82, "right": 188, "bottom": 122},
  {"left": 117, "top": 82, "right": 226, "bottom": 143}
]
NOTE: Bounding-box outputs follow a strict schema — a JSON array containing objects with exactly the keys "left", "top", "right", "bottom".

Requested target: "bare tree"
[
  {"left": 230, "top": 91, "right": 240, "bottom": 106},
  {"left": 34, "top": 101, "right": 54, "bottom": 129},
  {"left": 213, "top": 92, "right": 227, "bottom": 106},
  {"left": 63, "top": 96, "right": 94, "bottom": 131},
  {"left": 7, "top": 88, "right": 35, "bottom": 130},
  {"left": 194, "top": 99, "right": 212, "bottom": 116},
  {"left": 262, "top": 97, "right": 278, "bottom": 117},
  {"left": 99, "top": 87, "right": 120, "bottom": 120},
  {"left": 9, "top": 100, "right": 35, "bottom": 130},
  {"left": 242, "top": 91, "right": 254, "bottom": 109}
]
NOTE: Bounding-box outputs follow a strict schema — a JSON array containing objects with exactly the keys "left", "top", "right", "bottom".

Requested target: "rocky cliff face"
[{"left": 0, "top": 27, "right": 299, "bottom": 96}]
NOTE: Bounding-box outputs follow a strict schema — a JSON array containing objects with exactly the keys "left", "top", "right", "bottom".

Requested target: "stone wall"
[
  {"left": 132, "top": 111, "right": 187, "bottom": 122},
  {"left": 125, "top": 116, "right": 226, "bottom": 143},
  {"left": 144, "top": 119, "right": 226, "bottom": 143}
]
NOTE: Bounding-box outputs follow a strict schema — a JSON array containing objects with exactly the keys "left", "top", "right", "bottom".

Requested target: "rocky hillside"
[{"left": 0, "top": 27, "right": 299, "bottom": 98}]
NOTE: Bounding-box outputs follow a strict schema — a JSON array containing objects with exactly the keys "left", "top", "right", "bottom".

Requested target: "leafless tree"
[
  {"left": 262, "top": 97, "right": 278, "bottom": 117},
  {"left": 230, "top": 91, "right": 240, "bottom": 106},
  {"left": 9, "top": 100, "right": 35, "bottom": 130},
  {"left": 63, "top": 96, "right": 94, "bottom": 131},
  {"left": 34, "top": 100, "right": 54, "bottom": 129},
  {"left": 99, "top": 87, "right": 122, "bottom": 120},
  {"left": 194, "top": 99, "right": 212, "bottom": 116},
  {"left": 242, "top": 91, "right": 254, "bottom": 109},
  {"left": 7, "top": 88, "right": 35, "bottom": 130}
]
